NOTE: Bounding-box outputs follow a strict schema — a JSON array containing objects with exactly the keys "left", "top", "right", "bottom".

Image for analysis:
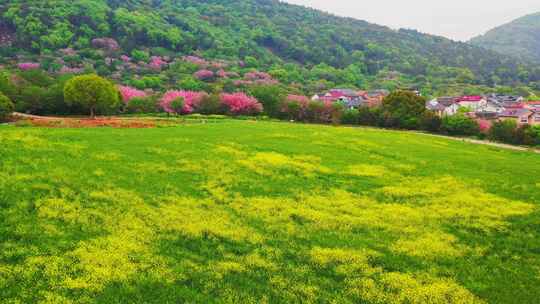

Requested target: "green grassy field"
[{"left": 1, "top": 120, "right": 540, "bottom": 303}]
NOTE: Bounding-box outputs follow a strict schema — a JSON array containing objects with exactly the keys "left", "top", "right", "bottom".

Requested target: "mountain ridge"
[
  {"left": 1, "top": 0, "right": 540, "bottom": 90},
  {"left": 470, "top": 12, "right": 540, "bottom": 62}
]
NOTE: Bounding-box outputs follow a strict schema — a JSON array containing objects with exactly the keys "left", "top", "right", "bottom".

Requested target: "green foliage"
[
  {"left": 441, "top": 114, "right": 480, "bottom": 136},
  {"left": 420, "top": 111, "right": 443, "bottom": 133},
  {"left": 489, "top": 120, "right": 519, "bottom": 144},
  {"left": 63, "top": 74, "right": 119, "bottom": 117},
  {"left": 381, "top": 91, "right": 426, "bottom": 129},
  {"left": 131, "top": 50, "right": 150, "bottom": 62},
  {"left": 3, "top": 0, "right": 540, "bottom": 89},
  {"left": 341, "top": 108, "right": 360, "bottom": 125},
  {"left": 248, "top": 85, "right": 286, "bottom": 117},
  {"left": 489, "top": 121, "right": 540, "bottom": 146},
  {"left": 0, "top": 92, "right": 14, "bottom": 121},
  {"left": 197, "top": 93, "right": 223, "bottom": 115},
  {"left": 357, "top": 106, "right": 383, "bottom": 126},
  {"left": 18, "top": 85, "right": 48, "bottom": 113},
  {"left": 0, "top": 71, "right": 17, "bottom": 100},
  {"left": 178, "top": 76, "right": 205, "bottom": 91},
  {"left": 170, "top": 97, "right": 185, "bottom": 114},
  {"left": 471, "top": 12, "right": 540, "bottom": 62},
  {"left": 125, "top": 96, "right": 158, "bottom": 114}
]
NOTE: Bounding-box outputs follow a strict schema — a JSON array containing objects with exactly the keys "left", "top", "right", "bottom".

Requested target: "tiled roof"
[
  {"left": 499, "top": 108, "right": 532, "bottom": 117},
  {"left": 457, "top": 96, "right": 484, "bottom": 102}
]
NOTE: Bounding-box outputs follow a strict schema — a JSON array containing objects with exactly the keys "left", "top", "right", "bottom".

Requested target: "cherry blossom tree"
[
  {"left": 118, "top": 86, "right": 147, "bottom": 104},
  {"left": 220, "top": 93, "right": 263, "bottom": 115},
  {"left": 160, "top": 90, "right": 207, "bottom": 114},
  {"left": 18, "top": 62, "right": 40, "bottom": 70},
  {"left": 194, "top": 69, "right": 215, "bottom": 81}
]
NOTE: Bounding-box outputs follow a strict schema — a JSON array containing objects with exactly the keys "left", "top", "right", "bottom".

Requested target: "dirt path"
[{"left": 417, "top": 132, "right": 540, "bottom": 154}]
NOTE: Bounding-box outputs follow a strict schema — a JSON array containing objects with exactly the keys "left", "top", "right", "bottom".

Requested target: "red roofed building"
[
  {"left": 525, "top": 101, "right": 540, "bottom": 110},
  {"left": 456, "top": 95, "right": 487, "bottom": 111}
]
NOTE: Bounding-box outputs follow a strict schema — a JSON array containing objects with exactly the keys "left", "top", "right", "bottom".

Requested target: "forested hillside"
[
  {"left": 1, "top": 0, "right": 540, "bottom": 94},
  {"left": 470, "top": 13, "right": 540, "bottom": 63}
]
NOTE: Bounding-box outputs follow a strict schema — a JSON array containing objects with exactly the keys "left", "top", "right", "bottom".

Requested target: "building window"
[
  {"left": 520, "top": 117, "right": 529, "bottom": 123},
  {"left": 535, "top": 115, "right": 540, "bottom": 122}
]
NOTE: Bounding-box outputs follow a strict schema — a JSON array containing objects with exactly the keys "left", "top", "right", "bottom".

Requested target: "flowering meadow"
[{"left": 1, "top": 121, "right": 540, "bottom": 303}]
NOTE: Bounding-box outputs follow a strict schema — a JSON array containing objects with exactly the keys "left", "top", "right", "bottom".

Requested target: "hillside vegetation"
[
  {"left": 471, "top": 13, "right": 540, "bottom": 63},
  {"left": 1, "top": 121, "right": 540, "bottom": 303},
  {"left": 2, "top": 0, "right": 540, "bottom": 91}
]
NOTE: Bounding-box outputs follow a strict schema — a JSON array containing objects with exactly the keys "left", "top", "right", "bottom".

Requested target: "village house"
[
  {"left": 486, "top": 94, "right": 524, "bottom": 104},
  {"left": 498, "top": 108, "right": 540, "bottom": 126},
  {"left": 455, "top": 95, "right": 488, "bottom": 112},
  {"left": 360, "top": 89, "right": 390, "bottom": 107},
  {"left": 427, "top": 96, "right": 458, "bottom": 116},
  {"left": 525, "top": 101, "right": 540, "bottom": 110},
  {"left": 312, "top": 89, "right": 366, "bottom": 109}
]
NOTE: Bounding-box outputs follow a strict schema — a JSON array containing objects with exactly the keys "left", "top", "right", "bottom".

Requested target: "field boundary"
[{"left": 415, "top": 131, "right": 540, "bottom": 154}]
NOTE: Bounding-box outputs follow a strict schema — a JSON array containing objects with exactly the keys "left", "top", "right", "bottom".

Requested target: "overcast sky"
[{"left": 283, "top": 0, "right": 540, "bottom": 41}]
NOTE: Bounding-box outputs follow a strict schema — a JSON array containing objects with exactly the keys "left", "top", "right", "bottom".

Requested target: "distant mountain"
[
  {"left": 1, "top": 0, "right": 539, "bottom": 88},
  {"left": 470, "top": 13, "right": 540, "bottom": 62}
]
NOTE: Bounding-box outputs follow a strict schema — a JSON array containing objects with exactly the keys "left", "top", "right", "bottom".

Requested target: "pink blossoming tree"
[
  {"left": 478, "top": 119, "right": 492, "bottom": 133},
  {"left": 120, "top": 55, "right": 131, "bottom": 63},
  {"left": 91, "top": 38, "right": 120, "bottom": 51},
  {"left": 118, "top": 86, "right": 147, "bottom": 104},
  {"left": 194, "top": 69, "right": 215, "bottom": 81},
  {"left": 220, "top": 93, "right": 263, "bottom": 115},
  {"left": 149, "top": 56, "right": 167, "bottom": 70},
  {"left": 281, "top": 95, "right": 310, "bottom": 120},
  {"left": 18, "top": 63, "right": 40, "bottom": 70},
  {"left": 160, "top": 90, "right": 207, "bottom": 114},
  {"left": 182, "top": 56, "right": 208, "bottom": 66}
]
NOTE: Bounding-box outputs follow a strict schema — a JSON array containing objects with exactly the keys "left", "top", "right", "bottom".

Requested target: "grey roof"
[
  {"left": 499, "top": 108, "right": 532, "bottom": 118},
  {"left": 331, "top": 88, "right": 358, "bottom": 96},
  {"left": 345, "top": 97, "right": 366, "bottom": 108},
  {"left": 367, "top": 89, "right": 390, "bottom": 97},
  {"left": 437, "top": 97, "right": 457, "bottom": 107},
  {"left": 487, "top": 94, "right": 522, "bottom": 103}
]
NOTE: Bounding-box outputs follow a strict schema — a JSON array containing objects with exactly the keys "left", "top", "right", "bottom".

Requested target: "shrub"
[
  {"left": 523, "top": 125, "right": 540, "bottom": 146},
  {"left": 64, "top": 74, "right": 120, "bottom": 117},
  {"left": 280, "top": 95, "right": 309, "bottom": 121},
  {"left": 197, "top": 93, "right": 223, "bottom": 115},
  {"left": 220, "top": 92, "right": 263, "bottom": 116},
  {"left": 170, "top": 97, "right": 185, "bottom": 115},
  {"left": 420, "top": 112, "right": 442, "bottom": 133},
  {"left": 488, "top": 120, "right": 522, "bottom": 145},
  {"left": 160, "top": 90, "right": 207, "bottom": 114},
  {"left": 357, "top": 106, "right": 382, "bottom": 126},
  {"left": 149, "top": 56, "right": 167, "bottom": 71},
  {"left": 0, "top": 72, "right": 17, "bottom": 100},
  {"left": 341, "top": 108, "right": 360, "bottom": 125},
  {"left": 248, "top": 85, "right": 286, "bottom": 117},
  {"left": 131, "top": 50, "right": 150, "bottom": 62},
  {"left": 178, "top": 76, "right": 206, "bottom": 91},
  {"left": 305, "top": 101, "right": 335, "bottom": 123},
  {"left": 19, "top": 85, "right": 48, "bottom": 114},
  {"left": 330, "top": 103, "right": 345, "bottom": 125},
  {"left": 126, "top": 96, "right": 158, "bottom": 114},
  {"left": 0, "top": 93, "right": 14, "bottom": 121},
  {"left": 42, "top": 74, "right": 75, "bottom": 115},
  {"left": 441, "top": 114, "right": 480, "bottom": 136},
  {"left": 17, "top": 62, "right": 40, "bottom": 71},
  {"left": 18, "top": 69, "right": 54, "bottom": 87},
  {"left": 194, "top": 69, "right": 215, "bottom": 81}
]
